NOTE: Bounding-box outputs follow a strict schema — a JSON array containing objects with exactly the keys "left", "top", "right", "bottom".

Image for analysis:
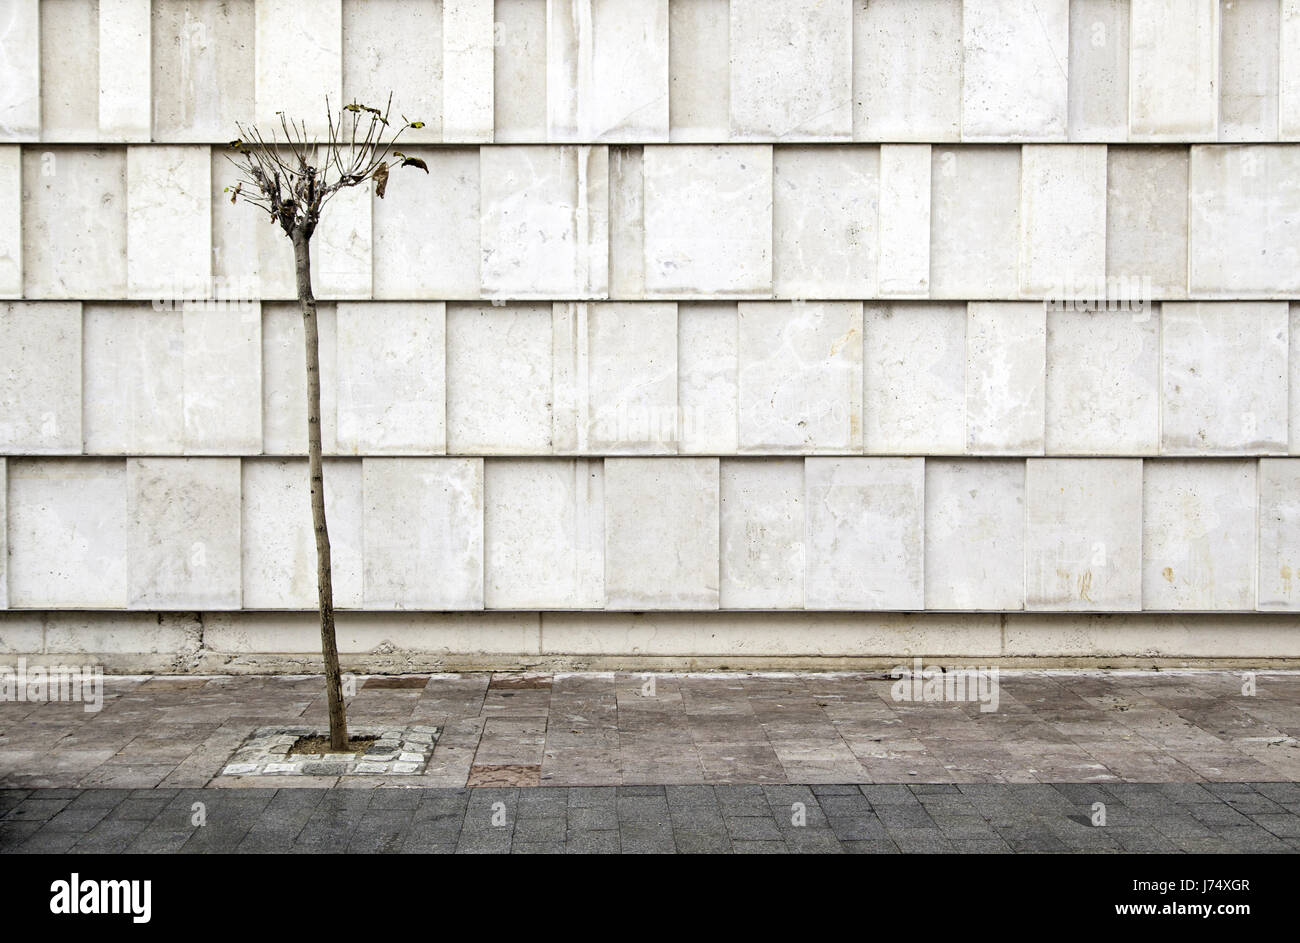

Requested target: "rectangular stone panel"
[
  {"left": 804, "top": 457, "right": 924, "bottom": 610},
  {"left": 126, "top": 146, "right": 211, "bottom": 300},
  {"left": 729, "top": 0, "right": 852, "bottom": 140},
  {"left": 1284, "top": 0, "right": 1300, "bottom": 139},
  {"left": 446, "top": 303, "right": 553, "bottom": 454},
  {"left": 924, "top": 459, "right": 1025, "bottom": 610},
  {"left": 0, "top": 0, "right": 39, "bottom": 140},
  {"left": 0, "top": 302, "right": 81, "bottom": 453},
  {"left": 864, "top": 302, "right": 965, "bottom": 454},
  {"left": 372, "top": 147, "right": 480, "bottom": 299},
  {"left": 1258, "top": 458, "right": 1300, "bottom": 610},
  {"left": 772, "top": 145, "right": 878, "bottom": 299},
  {"left": 83, "top": 303, "right": 184, "bottom": 454},
  {"left": 342, "top": 0, "right": 442, "bottom": 143},
  {"left": 127, "top": 457, "right": 241, "bottom": 609},
  {"left": 7, "top": 459, "right": 128, "bottom": 608},
  {"left": 99, "top": 0, "right": 151, "bottom": 141},
  {"left": 878, "top": 144, "right": 930, "bottom": 296},
  {"left": 335, "top": 302, "right": 445, "bottom": 455},
  {"left": 481, "top": 145, "right": 609, "bottom": 298},
  {"left": 1142, "top": 460, "right": 1256, "bottom": 610},
  {"left": 965, "top": 302, "right": 1046, "bottom": 455},
  {"left": 443, "top": 0, "right": 494, "bottom": 143},
  {"left": 261, "top": 302, "right": 339, "bottom": 455},
  {"left": 720, "top": 458, "right": 803, "bottom": 609},
  {"left": 1067, "top": 0, "right": 1128, "bottom": 140},
  {"left": 1045, "top": 308, "right": 1159, "bottom": 455},
  {"left": 0, "top": 146, "right": 18, "bottom": 296},
  {"left": 1106, "top": 147, "right": 1188, "bottom": 298},
  {"left": 241, "top": 458, "right": 364, "bottom": 609},
  {"left": 668, "top": 0, "right": 730, "bottom": 142},
  {"left": 1219, "top": 0, "right": 1279, "bottom": 141},
  {"left": 929, "top": 146, "right": 1020, "bottom": 298},
  {"left": 1189, "top": 146, "right": 1300, "bottom": 295},
  {"left": 1025, "top": 458, "right": 1142, "bottom": 611},
  {"left": 493, "top": 0, "right": 547, "bottom": 142},
  {"left": 548, "top": 0, "right": 669, "bottom": 142},
  {"left": 211, "top": 148, "right": 295, "bottom": 301},
  {"left": 23, "top": 148, "right": 127, "bottom": 298},
  {"left": 642, "top": 145, "right": 772, "bottom": 296},
  {"left": 40, "top": 0, "right": 98, "bottom": 141},
  {"left": 738, "top": 302, "right": 862, "bottom": 453},
  {"left": 853, "top": 0, "right": 961, "bottom": 142},
  {"left": 152, "top": 0, "right": 256, "bottom": 141},
  {"left": 604, "top": 457, "right": 719, "bottom": 609},
  {"left": 254, "top": 0, "right": 342, "bottom": 135},
  {"left": 1128, "top": 0, "right": 1218, "bottom": 140},
  {"left": 961, "top": 0, "right": 1069, "bottom": 141},
  {"left": 1160, "top": 302, "right": 1289, "bottom": 454},
  {"left": 362, "top": 458, "right": 484, "bottom": 609},
  {"left": 1019, "top": 145, "right": 1107, "bottom": 297},
  {"left": 678, "top": 302, "right": 739, "bottom": 454},
  {"left": 484, "top": 459, "right": 604, "bottom": 608},
  {"left": 181, "top": 302, "right": 263, "bottom": 454}
]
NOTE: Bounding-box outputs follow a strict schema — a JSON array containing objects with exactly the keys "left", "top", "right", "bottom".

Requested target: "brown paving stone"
[{"left": 467, "top": 764, "right": 541, "bottom": 787}]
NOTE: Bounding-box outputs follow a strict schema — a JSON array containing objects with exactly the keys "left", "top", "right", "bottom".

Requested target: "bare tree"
[{"left": 226, "top": 96, "right": 427, "bottom": 750}]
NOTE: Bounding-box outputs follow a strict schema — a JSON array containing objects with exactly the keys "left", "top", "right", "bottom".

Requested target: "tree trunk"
[{"left": 293, "top": 230, "right": 349, "bottom": 751}]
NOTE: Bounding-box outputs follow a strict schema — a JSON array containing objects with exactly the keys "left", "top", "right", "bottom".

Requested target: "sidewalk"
[{"left": 2, "top": 671, "right": 1298, "bottom": 789}]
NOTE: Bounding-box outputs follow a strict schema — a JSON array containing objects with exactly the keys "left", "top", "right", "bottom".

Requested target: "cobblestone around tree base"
[{"left": 221, "top": 725, "right": 441, "bottom": 777}]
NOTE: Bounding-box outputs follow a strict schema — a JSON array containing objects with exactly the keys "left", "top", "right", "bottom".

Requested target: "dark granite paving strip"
[{"left": 3, "top": 784, "right": 1299, "bottom": 854}]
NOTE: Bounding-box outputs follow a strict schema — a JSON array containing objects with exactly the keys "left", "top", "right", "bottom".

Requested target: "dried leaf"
[
  {"left": 227, "top": 139, "right": 242, "bottom": 150},
  {"left": 399, "top": 156, "right": 429, "bottom": 173},
  {"left": 373, "top": 161, "right": 390, "bottom": 199},
  {"left": 409, "top": 121, "right": 425, "bottom": 129},
  {"left": 229, "top": 182, "right": 241, "bottom": 204}
]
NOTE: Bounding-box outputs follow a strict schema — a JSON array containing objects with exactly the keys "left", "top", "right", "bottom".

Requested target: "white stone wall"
[{"left": 2, "top": 0, "right": 1299, "bottom": 666}]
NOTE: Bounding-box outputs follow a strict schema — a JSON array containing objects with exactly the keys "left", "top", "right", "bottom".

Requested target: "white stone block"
[
  {"left": 1067, "top": 0, "right": 1128, "bottom": 140},
  {"left": 372, "top": 147, "right": 480, "bottom": 299},
  {"left": 719, "top": 458, "right": 803, "bottom": 609},
  {"left": 1219, "top": 0, "right": 1279, "bottom": 141},
  {"left": 609, "top": 145, "right": 645, "bottom": 297},
  {"left": 336, "top": 302, "right": 445, "bottom": 455},
  {"left": 772, "top": 146, "right": 878, "bottom": 299},
  {"left": 678, "top": 302, "right": 739, "bottom": 454},
  {"left": 127, "top": 457, "right": 241, "bottom": 609},
  {"left": 804, "top": 457, "right": 924, "bottom": 610},
  {"left": 0, "top": 302, "right": 81, "bottom": 453},
  {"left": 241, "top": 458, "right": 364, "bottom": 608},
  {"left": 0, "top": 146, "right": 18, "bottom": 296},
  {"left": 362, "top": 458, "right": 484, "bottom": 609},
  {"left": 1258, "top": 458, "right": 1300, "bottom": 610},
  {"left": 924, "top": 459, "right": 1025, "bottom": 610},
  {"left": 99, "top": 0, "right": 151, "bottom": 141},
  {"left": 738, "top": 302, "right": 862, "bottom": 453},
  {"left": 643, "top": 145, "right": 772, "bottom": 296},
  {"left": 481, "top": 145, "right": 609, "bottom": 298},
  {"left": 852, "top": 0, "right": 962, "bottom": 142},
  {"left": 1293, "top": 304, "right": 1300, "bottom": 455},
  {"left": 152, "top": 0, "right": 256, "bottom": 142},
  {"left": 0, "top": 0, "right": 38, "bottom": 140},
  {"left": 548, "top": 0, "right": 669, "bottom": 142},
  {"left": 181, "top": 302, "right": 263, "bottom": 454},
  {"left": 668, "top": 0, "right": 729, "bottom": 142},
  {"left": 83, "top": 304, "right": 184, "bottom": 454},
  {"left": 965, "top": 302, "right": 1046, "bottom": 455},
  {"left": 553, "top": 302, "right": 678, "bottom": 454},
  {"left": 342, "top": 0, "right": 442, "bottom": 143},
  {"left": 443, "top": 0, "right": 495, "bottom": 142},
  {"left": 0, "top": 459, "right": 5, "bottom": 608},
  {"left": 211, "top": 149, "right": 295, "bottom": 301},
  {"left": 38, "top": 0, "right": 98, "bottom": 141},
  {"left": 878, "top": 145, "right": 930, "bottom": 296},
  {"left": 493, "top": 0, "right": 547, "bottom": 142},
  {"left": 729, "top": 0, "right": 852, "bottom": 140},
  {"left": 127, "top": 146, "right": 211, "bottom": 300},
  {"left": 1142, "top": 460, "right": 1256, "bottom": 610},
  {"left": 1045, "top": 308, "right": 1159, "bottom": 455},
  {"left": 961, "top": 0, "right": 1069, "bottom": 140},
  {"left": 7, "top": 460, "right": 128, "bottom": 608},
  {"left": 1160, "top": 302, "right": 1289, "bottom": 454},
  {"left": 928, "top": 146, "right": 1020, "bottom": 298},
  {"left": 1189, "top": 146, "right": 1300, "bottom": 295},
  {"left": 261, "top": 302, "right": 339, "bottom": 455},
  {"left": 484, "top": 459, "right": 604, "bottom": 608},
  {"left": 312, "top": 180, "right": 371, "bottom": 299},
  {"left": 1284, "top": 0, "right": 1300, "bottom": 139},
  {"left": 255, "top": 0, "right": 342, "bottom": 135},
  {"left": 22, "top": 148, "right": 127, "bottom": 298},
  {"left": 446, "top": 303, "right": 554, "bottom": 454},
  {"left": 1106, "top": 147, "right": 1188, "bottom": 298},
  {"left": 1019, "top": 145, "right": 1106, "bottom": 297},
  {"left": 863, "top": 303, "right": 966, "bottom": 454},
  {"left": 1128, "top": 0, "right": 1218, "bottom": 140},
  {"left": 1025, "top": 458, "right": 1142, "bottom": 610},
  {"left": 604, "top": 457, "right": 719, "bottom": 609}
]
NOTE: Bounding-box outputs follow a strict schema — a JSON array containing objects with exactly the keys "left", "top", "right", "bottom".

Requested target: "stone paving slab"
[
  {"left": 1, "top": 671, "right": 1299, "bottom": 788},
  {"left": 3, "top": 783, "right": 1298, "bottom": 854}
]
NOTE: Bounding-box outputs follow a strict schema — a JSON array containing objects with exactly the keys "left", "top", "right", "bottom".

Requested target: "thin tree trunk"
[{"left": 293, "top": 230, "right": 348, "bottom": 751}]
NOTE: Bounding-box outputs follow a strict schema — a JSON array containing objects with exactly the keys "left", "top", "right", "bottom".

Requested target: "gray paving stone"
[
  {"left": 566, "top": 829, "right": 620, "bottom": 854},
  {"left": 674, "top": 829, "right": 732, "bottom": 854}
]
